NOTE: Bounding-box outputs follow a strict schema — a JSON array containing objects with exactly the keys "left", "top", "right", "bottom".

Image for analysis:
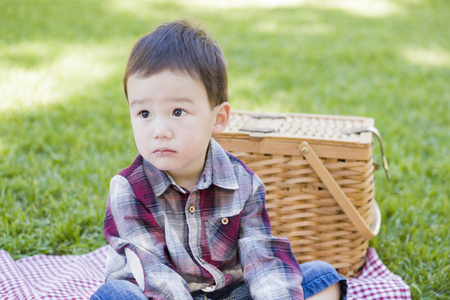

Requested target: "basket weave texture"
[{"left": 215, "top": 111, "right": 380, "bottom": 278}]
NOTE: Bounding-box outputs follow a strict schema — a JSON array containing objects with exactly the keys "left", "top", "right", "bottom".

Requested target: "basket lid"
[{"left": 219, "top": 110, "right": 374, "bottom": 145}]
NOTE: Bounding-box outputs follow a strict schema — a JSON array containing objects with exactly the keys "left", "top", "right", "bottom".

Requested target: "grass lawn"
[{"left": 1, "top": 0, "right": 448, "bottom": 299}]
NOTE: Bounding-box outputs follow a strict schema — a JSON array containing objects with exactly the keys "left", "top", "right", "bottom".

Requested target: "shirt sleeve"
[
  {"left": 104, "top": 175, "right": 193, "bottom": 300},
  {"left": 238, "top": 175, "right": 304, "bottom": 300}
]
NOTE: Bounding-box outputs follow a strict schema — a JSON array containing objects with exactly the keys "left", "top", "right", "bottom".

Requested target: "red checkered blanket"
[{"left": 0, "top": 247, "right": 410, "bottom": 299}]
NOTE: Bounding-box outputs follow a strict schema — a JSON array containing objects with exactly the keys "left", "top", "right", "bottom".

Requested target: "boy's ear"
[{"left": 212, "top": 102, "right": 231, "bottom": 135}]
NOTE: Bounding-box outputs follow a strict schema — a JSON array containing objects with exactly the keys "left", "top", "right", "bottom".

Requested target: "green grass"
[{"left": 1, "top": 0, "right": 448, "bottom": 298}]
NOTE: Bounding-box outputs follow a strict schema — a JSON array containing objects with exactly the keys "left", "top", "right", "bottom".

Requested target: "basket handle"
[
  {"left": 300, "top": 141, "right": 381, "bottom": 240},
  {"left": 341, "top": 126, "right": 391, "bottom": 180}
]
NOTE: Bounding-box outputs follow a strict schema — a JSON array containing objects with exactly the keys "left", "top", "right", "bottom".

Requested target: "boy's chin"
[{"left": 147, "top": 159, "right": 180, "bottom": 172}]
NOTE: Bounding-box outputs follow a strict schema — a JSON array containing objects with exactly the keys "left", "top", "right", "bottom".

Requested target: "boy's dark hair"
[{"left": 124, "top": 20, "right": 228, "bottom": 108}]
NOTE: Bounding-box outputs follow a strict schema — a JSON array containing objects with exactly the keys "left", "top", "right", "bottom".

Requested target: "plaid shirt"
[{"left": 103, "top": 139, "right": 303, "bottom": 300}]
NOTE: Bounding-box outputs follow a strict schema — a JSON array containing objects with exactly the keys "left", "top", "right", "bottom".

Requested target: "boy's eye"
[
  {"left": 139, "top": 110, "right": 151, "bottom": 119},
  {"left": 173, "top": 109, "right": 186, "bottom": 117}
]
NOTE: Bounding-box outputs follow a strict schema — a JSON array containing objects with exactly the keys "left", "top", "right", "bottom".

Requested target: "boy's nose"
[{"left": 152, "top": 121, "right": 173, "bottom": 140}]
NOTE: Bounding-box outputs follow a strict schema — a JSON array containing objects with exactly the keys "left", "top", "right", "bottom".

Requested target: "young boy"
[{"left": 91, "top": 20, "right": 347, "bottom": 300}]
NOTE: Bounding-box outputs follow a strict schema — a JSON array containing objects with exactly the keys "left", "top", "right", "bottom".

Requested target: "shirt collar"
[
  {"left": 143, "top": 138, "right": 239, "bottom": 196},
  {"left": 196, "top": 138, "right": 239, "bottom": 191},
  {"left": 143, "top": 160, "right": 174, "bottom": 196}
]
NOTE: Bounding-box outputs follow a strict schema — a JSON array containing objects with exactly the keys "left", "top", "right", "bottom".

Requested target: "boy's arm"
[
  {"left": 238, "top": 175, "right": 304, "bottom": 300},
  {"left": 104, "top": 175, "right": 193, "bottom": 300}
]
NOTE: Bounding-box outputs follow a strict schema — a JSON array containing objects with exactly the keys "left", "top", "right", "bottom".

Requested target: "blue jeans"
[
  {"left": 300, "top": 261, "right": 347, "bottom": 299},
  {"left": 91, "top": 261, "right": 347, "bottom": 300}
]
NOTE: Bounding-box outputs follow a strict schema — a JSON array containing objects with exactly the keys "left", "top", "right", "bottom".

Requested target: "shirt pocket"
[{"left": 204, "top": 214, "right": 241, "bottom": 262}]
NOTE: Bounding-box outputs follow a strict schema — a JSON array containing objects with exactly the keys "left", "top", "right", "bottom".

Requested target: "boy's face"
[{"left": 127, "top": 70, "right": 229, "bottom": 188}]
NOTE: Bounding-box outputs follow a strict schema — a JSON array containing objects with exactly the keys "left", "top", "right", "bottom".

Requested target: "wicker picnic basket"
[{"left": 215, "top": 110, "right": 390, "bottom": 278}]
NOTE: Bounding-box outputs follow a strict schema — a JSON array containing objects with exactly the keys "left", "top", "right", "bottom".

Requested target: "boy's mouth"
[{"left": 153, "top": 148, "right": 176, "bottom": 156}]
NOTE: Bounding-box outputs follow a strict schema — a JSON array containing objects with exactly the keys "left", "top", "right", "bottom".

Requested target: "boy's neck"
[
  {"left": 168, "top": 171, "right": 202, "bottom": 192},
  {"left": 166, "top": 144, "right": 210, "bottom": 192}
]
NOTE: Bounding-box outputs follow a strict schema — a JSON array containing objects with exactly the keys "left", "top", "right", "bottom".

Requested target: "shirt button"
[
  {"left": 221, "top": 217, "right": 229, "bottom": 225},
  {"left": 189, "top": 205, "right": 195, "bottom": 214}
]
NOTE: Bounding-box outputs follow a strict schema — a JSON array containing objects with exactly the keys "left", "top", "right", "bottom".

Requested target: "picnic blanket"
[{"left": 0, "top": 247, "right": 410, "bottom": 300}]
